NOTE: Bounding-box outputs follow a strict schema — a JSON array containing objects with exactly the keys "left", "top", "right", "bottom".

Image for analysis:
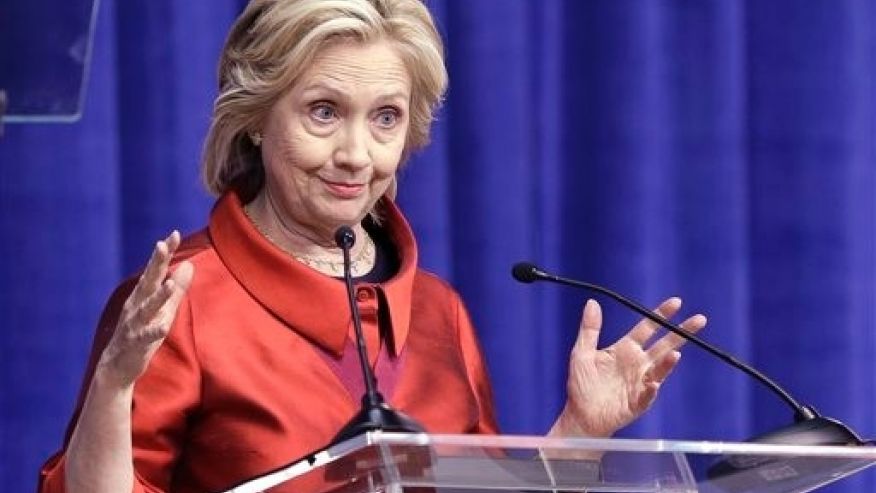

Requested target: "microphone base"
[
  {"left": 707, "top": 417, "right": 870, "bottom": 491},
  {"left": 748, "top": 416, "right": 865, "bottom": 446},
  {"left": 329, "top": 396, "right": 425, "bottom": 448}
]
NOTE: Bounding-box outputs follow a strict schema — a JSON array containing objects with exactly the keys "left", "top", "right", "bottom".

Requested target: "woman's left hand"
[{"left": 549, "top": 297, "right": 707, "bottom": 439}]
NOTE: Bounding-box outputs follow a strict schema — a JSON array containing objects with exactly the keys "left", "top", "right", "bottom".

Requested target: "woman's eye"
[
  {"left": 310, "top": 104, "right": 336, "bottom": 123},
  {"left": 375, "top": 108, "right": 399, "bottom": 128}
]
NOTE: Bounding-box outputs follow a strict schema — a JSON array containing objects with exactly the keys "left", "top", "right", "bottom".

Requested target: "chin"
[
  {"left": 316, "top": 200, "right": 375, "bottom": 226},
  {"left": 319, "top": 210, "right": 369, "bottom": 228}
]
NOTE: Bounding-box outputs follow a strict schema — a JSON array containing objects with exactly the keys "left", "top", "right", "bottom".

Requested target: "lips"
[{"left": 322, "top": 179, "right": 365, "bottom": 199}]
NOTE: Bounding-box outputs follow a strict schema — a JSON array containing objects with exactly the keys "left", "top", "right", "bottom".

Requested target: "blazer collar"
[{"left": 209, "top": 189, "right": 417, "bottom": 356}]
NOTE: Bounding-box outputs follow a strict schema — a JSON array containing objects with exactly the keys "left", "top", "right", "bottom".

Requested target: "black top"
[{"left": 350, "top": 217, "right": 399, "bottom": 284}]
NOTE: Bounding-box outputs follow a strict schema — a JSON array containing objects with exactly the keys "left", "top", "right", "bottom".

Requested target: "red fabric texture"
[{"left": 38, "top": 190, "right": 498, "bottom": 493}]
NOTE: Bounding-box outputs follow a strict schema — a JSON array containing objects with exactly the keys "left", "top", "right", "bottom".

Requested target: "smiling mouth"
[{"left": 322, "top": 179, "right": 365, "bottom": 198}]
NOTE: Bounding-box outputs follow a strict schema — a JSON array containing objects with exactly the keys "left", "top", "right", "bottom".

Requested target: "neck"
[{"left": 244, "top": 188, "right": 376, "bottom": 277}]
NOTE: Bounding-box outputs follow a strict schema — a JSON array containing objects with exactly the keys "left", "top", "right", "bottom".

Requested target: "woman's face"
[{"left": 259, "top": 40, "right": 411, "bottom": 238}]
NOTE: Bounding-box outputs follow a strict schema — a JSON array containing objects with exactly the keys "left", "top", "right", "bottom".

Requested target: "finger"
[
  {"left": 626, "top": 297, "right": 682, "bottom": 346},
  {"left": 146, "top": 262, "right": 195, "bottom": 334},
  {"left": 138, "top": 280, "right": 180, "bottom": 342},
  {"left": 633, "top": 352, "right": 681, "bottom": 411},
  {"left": 647, "top": 350, "right": 681, "bottom": 384},
  {"left": 146, "top": 260, "right": 194, "bottom": 323},
  {"left": 133, "top": 279, "right": 175, "bottom": 327},
  {"left": 573, "top": 299, "right": 602, "bottom": 352},
  {"left": 635, "top": 379, "right": 661, "bottom": 413},
  {"left": 165, "top": 229, "right": 181, "bottom": 252},
  {"left": 137, "top": 231, "right": 183, "bottom": 297},
  {"left": 134, "top": 263, "right": 194, "bottom": 342},
  {"left": 170, "top": 260, "right": 194, "bottom": 292},
  {"left": 130, "top": 240, "right": 168, "bottom": 301},
  {"left": 131, "top": 231, "right": 180, "bottom": 301},
  {"left": 646, "top": 313, "right": 707, "bottom": 359}
]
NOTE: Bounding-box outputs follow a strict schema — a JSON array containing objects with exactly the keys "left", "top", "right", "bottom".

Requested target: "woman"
[{"left": 39, "top": 0, "right": 707, "bottom": 492}]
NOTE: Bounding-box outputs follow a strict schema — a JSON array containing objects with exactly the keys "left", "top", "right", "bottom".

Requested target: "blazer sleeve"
[
  {"left": 455, "top": 297, "right": 500, "bottom": 434},
  {"left": 38, "top": 277, "right": 201, "bottom": 493}
]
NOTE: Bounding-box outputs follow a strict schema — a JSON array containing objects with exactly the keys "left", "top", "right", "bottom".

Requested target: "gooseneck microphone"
[
  {"left": 329, "top": 226, "right": 424, "bottom": 446},
  {"left": 220, "top": 229, "right": 424, "bottom": 492},
  {"left": 512, "top": 261, "right": 865, "bottom": 446}
]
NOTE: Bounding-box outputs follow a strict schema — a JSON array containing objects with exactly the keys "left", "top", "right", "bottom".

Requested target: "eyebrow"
[{"left": 299, "top": 81, "right": 410, "bottom": 103}]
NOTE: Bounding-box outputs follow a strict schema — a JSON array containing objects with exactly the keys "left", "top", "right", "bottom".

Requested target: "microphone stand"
[
  {"left": 512, "top": 261, "right": 866, "bottom": 446},
  {"left": 328, "top": 227, "right": 424, "bottom": 447},
  {"left": 216, "top": 228, "right": 425, "bottom": 493}
]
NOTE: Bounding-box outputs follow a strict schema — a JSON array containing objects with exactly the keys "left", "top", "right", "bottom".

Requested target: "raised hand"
[
  {"left": 97, "top": 231, "right": 194, "bottom": 388},
  {"left": 550, "top": 297, "right": 707, "bottom": 439}
]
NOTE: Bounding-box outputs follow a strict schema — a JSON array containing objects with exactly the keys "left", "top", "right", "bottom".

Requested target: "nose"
[{"left": 333, "top": 121, "right": 371, "bottom": 170}]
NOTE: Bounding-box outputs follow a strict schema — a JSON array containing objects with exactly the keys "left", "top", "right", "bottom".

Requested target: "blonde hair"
[{"left": 201, "top": 0, "right": 447, "bottom": 196}]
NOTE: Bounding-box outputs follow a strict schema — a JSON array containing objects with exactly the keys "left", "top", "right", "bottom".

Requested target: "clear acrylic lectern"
[
  {"left": 222, "top": 432, "right": 876, "bottom": 493},
  {"left": 0, "top": 0, "right": 100, "bottom": 124}
]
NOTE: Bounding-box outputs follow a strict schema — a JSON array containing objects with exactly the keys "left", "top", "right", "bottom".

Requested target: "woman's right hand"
[
  {"left": 97, "top": 231, "right": 194, "bottom": 388},
  {"left": 64, "top": 231, "right": 193, "bottom": 493}
]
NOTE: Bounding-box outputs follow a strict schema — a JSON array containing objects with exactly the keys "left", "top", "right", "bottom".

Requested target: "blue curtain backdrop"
[{"left": 1, "top": 0, "right": 874, "bottom": 491}]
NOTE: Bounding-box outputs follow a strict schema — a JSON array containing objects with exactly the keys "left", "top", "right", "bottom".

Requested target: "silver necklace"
[{"left": 243, "top": 205, "right": 376, "bottom": 276}]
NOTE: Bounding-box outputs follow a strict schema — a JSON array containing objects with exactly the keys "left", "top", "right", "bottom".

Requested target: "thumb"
[
  {"left": 574, "top": 299, "right": 603, "bottom": 352},
  {"left": 170, "top": 261, "right": 194, "bottom": 292}
]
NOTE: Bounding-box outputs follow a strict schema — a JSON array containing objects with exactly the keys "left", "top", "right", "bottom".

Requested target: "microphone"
[
  {"left": 511, "top": 261, "right": 865, "bottom": 446},
  {"left": 217, "top": 228, "right": 425, "bottom": 492},
  {"left": 329, "top": 226, "right": 424, "bottom": 445}
]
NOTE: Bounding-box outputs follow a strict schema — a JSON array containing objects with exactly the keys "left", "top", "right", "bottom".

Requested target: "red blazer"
[{"left": 39, "top": 190, "right": 498, "bottom": 493}]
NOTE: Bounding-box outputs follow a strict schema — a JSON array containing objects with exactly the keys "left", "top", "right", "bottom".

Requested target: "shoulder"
[
  {"left": 169, "top": 229, "right": 243, "bottom": 315},
  {"left": 410, "top": 269, "right": 470, "bottom": 323},
  {"left": 412, "top": 268, "right": 463, "bottom": 301},
  {"left": 172, "top": 228, "right": 217, "bottom": 269},
  {"left": 168, "top": 228, "right": 232, "bottom": 290},
  {"left": 102, "top": 229, "right": 219, "bottom": 313}
]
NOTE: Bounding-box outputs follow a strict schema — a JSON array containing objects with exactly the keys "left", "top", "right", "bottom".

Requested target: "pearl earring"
[{"left": 250, "top": 132, "right": 263, "bottom": 146}]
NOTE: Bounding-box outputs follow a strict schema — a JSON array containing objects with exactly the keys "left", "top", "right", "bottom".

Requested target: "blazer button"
[{"left": 356, "top": 288, "right": 373, "bottom": 302}]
